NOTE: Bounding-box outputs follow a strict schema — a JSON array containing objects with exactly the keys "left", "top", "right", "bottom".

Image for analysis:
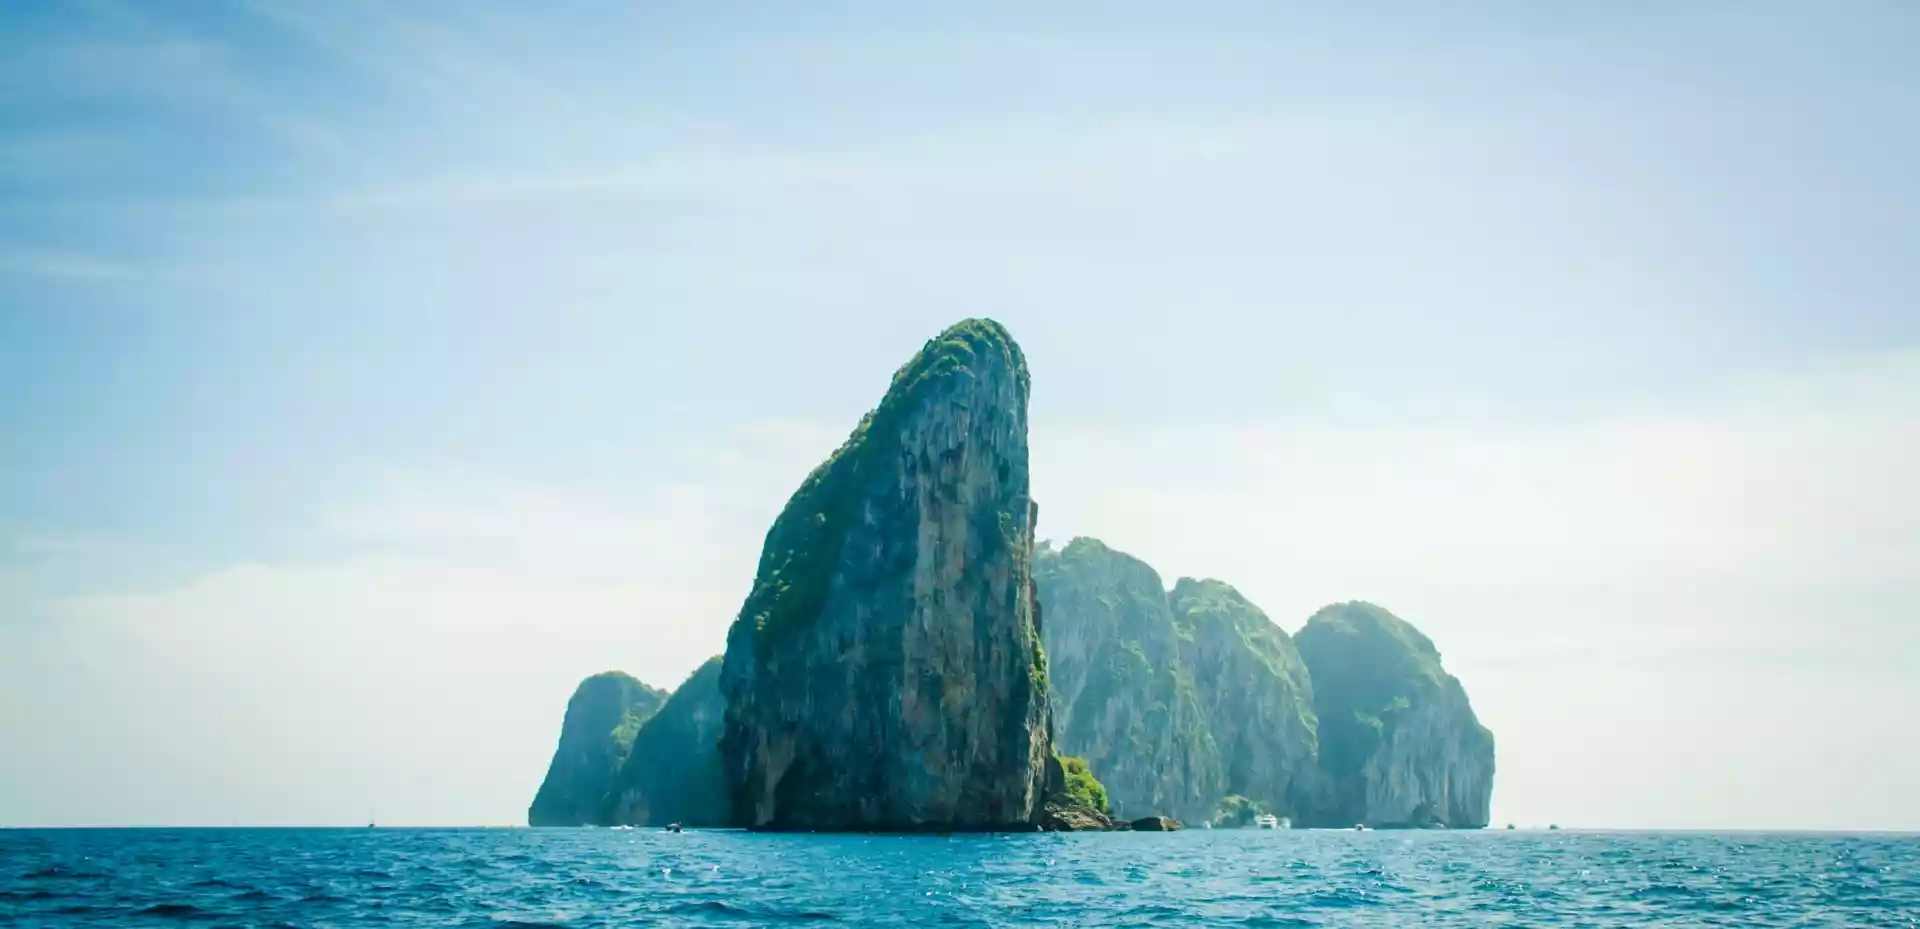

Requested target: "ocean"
[{"left": 1, "top": 827, "right": 1915, "bottom": 927}]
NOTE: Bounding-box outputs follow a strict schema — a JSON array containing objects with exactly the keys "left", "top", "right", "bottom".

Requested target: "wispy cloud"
[
  {"left": 24, "top": 0, "right": 369, "bottom": 170},
  {"left": 0, "top": 248, "right": 147, "bottom": 282},
  {"left": 0, "top": 247, "right": 230, "bottom": 286}
]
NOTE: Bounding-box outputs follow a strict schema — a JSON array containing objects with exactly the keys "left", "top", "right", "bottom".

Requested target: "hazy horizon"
[{"left": 3, "top": 1, "right": 1917, "bottom": 831}]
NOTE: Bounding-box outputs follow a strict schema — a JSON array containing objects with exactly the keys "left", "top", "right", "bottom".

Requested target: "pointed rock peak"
[
  {"left": 572, "top": 671, "right": 666, "bottom": 701},
  {"left": 1046, "top": 536, "right": 1166, "bottom": 582},
  {"left": 1170, "top": 577, "right": 1253, "bottom": 605},
  {"left": 734, "top": 319, "right": 1033, "bottom": 656},
  {"left": 862, "top": 317, "right": 1031, "bottom": 429},
  {"left": 1300, "top": 601, "right": 1441, "bottom": 662},
  {"left": 1058, "top": 536, "right": 1118, "bottom": 558},
  {"left": 891, "top": 317, "right": 1029, "bottom": 395},
  {"left": 1169, "top": 578, "right": 1287, "bottom": 635}
]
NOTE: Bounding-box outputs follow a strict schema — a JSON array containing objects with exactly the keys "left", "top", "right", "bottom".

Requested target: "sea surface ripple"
[{"left": 3, "top": 827, "right": 1917, "bottom": 927}]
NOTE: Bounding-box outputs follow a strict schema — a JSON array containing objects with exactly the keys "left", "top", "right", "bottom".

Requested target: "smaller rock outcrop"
[
  {"left": 528, "top": 672, "right": 667, "bottom": 827},
  {"left": 1033, "top": 799, "right": 1115, "bottom": 831},
  {"left": 1128, "top": 816, "right": 1184, "bottom": 832},
  {"left": 601, "top": 657, "right": 728, "bottom": 827},
  {"left": 1036, "top": 538, "right": 1320, "bottom": 823},
  {"left": 1033, "top": 753, "right": 1115, "bottom": 831},
  {"left": 1295, "top": 602, "right": 1494, "bottom": 829}
]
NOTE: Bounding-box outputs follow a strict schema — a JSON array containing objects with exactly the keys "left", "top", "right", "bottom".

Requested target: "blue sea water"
[{"left": 1, "top": 828, "right": 1916, "bottom": 927}]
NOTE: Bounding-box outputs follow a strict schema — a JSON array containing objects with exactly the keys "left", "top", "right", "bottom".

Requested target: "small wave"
[
  {"left": 664, "top": 900, "right": 840, "bottom": 921},
  {"left": 24, "top": 864, "right": 98, "bottom": 880},
  {"left": 188, "top": 877, "right": 244, "bottom": 890},
  {"left": 0, "top": 888, "right": 59, "bottom": 901},
  {"left": 488, "top": 921, "right": 571, "bottom": 929},
  {"left": 133, "top": 902, "right": 222, "bottom": 920},
  {"left": 1298, "top": 888, "right": 1372, "bottom": 909},
  {"left": 1240, "top": 917, "right": 1317, "bottom": 928},
  {"left": 1121, "top": 903, "right": 1186, "bottom": 918}
]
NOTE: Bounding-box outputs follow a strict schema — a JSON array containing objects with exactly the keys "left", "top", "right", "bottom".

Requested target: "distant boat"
[
  {"left": 1548, "top": 824, "right": 1561, "bottom": 831},
  {"left": 667, "top": 823, "right": 683, "bottom": 833},
  {"left": 1506, "top": 823, "right": 1515, "bottom": 830},
  {"left": 1352, "top": 823, "right": 1370, "bottom": 831},
  {"left": 1254, "top": 813, "right": 1280, "bottom": 829}
]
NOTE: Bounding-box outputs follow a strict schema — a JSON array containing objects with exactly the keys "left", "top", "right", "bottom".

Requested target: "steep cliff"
[
  {"left": 1035, "top": 538, "right": 1216, "bottom": 820},
  {"left": 527, "top": 672, "right": 667, "bottom": 827},
  {"left": 718, "top": 318, "right": 1052, "bottom": 831},
  {"left": 602, "top": 657, "right": 728, "bottom": 826},
  {"left": 1295, "top": 601, "right": 1495, "bottom": 828},
  {"left": 1037, "top": 538, "right": 1320, "bottom": 823},
  {"left": 1169, "top": 578, "right": 1321, "bottom": 820}
]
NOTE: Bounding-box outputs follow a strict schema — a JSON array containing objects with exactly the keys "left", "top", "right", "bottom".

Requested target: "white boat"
[{"left": 1254, "top": 813, "right": 1280, "bottom": 829}]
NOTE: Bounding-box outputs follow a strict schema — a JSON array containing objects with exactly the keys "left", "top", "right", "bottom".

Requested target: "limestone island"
[{"left": 529, "top": 319, "right": 1494, "bottom": 832}]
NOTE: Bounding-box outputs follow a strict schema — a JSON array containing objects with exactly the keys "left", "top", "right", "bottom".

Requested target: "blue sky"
[{"left": 3, "top": 1, "right": 1917, "bottom": 828}]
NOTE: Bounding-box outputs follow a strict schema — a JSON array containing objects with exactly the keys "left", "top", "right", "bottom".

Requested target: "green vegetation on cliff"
[
  {"left": 735, "top": 318, "right": 1032, "bottom": 657},
  {"left": 1210, "top": 794, "right": 1272, "bottom": 828},
  {"left": 1057, "top": 755, "right": 1109, "bottom": 814},
  {"left": 528, "top": 671, "right": 668, "bottom": 827},
  {"left": 1168, "top": 578, "right": 1319, "bottom": 745},
  {"left": 1036, "top": 538, "right": 1214, "bottom": 818}
]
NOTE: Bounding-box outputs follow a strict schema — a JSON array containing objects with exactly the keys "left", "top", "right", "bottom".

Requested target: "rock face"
[
  {"left": 718, "top": 319, "right": 1053, "bottom": 831},
  {"left": 1036, "top": 538, "right": 1216, "bottom": 821},
  {"left": 1169, "top": 578, "right": 1323, "bottom": 820},
  {"left": 1295, "top": 602, "right": 1495, "bottom": 829},
  {"left": 602, "top": 657, "right": 729, "bottom": 826},
  {"left": 1038, "top": 540, "right": 1495, "bottom": 828},
  {"left": 527, "top": 672, "right": 667, "bottom": 827},
  {"left": 1037, "top": 538, "right": 1320, "bottom": 823}
]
